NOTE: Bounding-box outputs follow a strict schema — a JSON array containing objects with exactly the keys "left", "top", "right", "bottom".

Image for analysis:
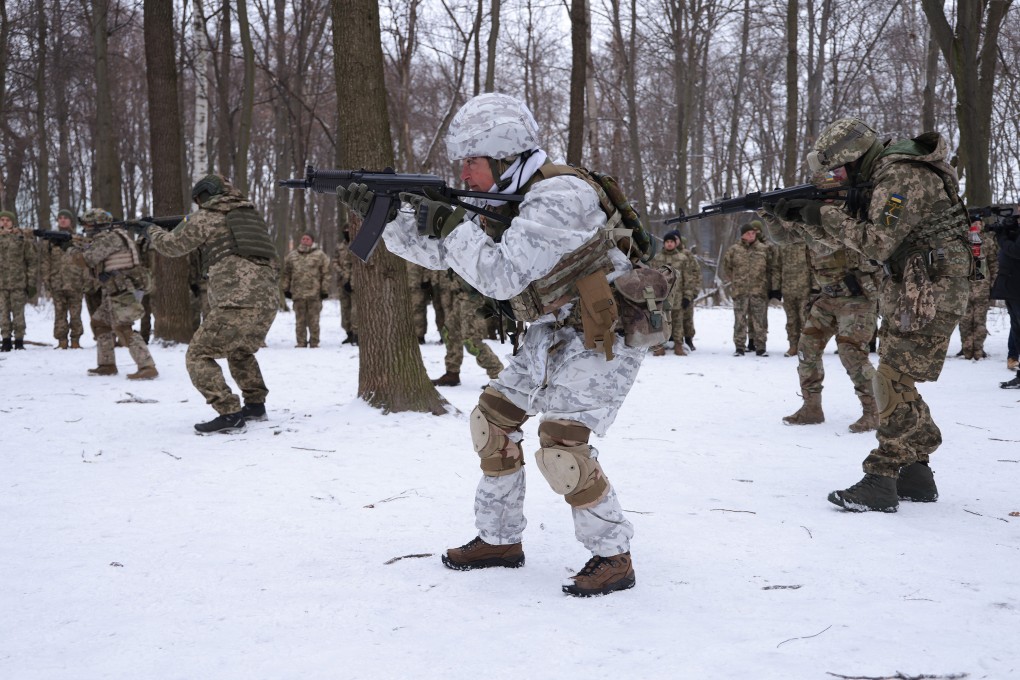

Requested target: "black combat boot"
[
  {"left": 13, "top": 338, "right": 25, "bottom": 350},
  {"left": 431, "top": 371, "right": 461, "bottom": 386},
  {"left": 684, "top": 336, "right": 696, "bottom": 351},
  {"left": 194, "top": 411, "right": 247, "bottom": 435},
  {"left": 1, "top": 337, "right": 12, "bottom": 352},
  {"left": 897, "top": 462, "right": 938, "bottom": 502},
  {"left": 828, "top": 473, "right": 898, "bottom": 512},
  {"left": 240, "top": 402, "right": 268, "bottom": 422},
  {"left": 1001, "top": 372, "right": 1020, "bottom": 389}
]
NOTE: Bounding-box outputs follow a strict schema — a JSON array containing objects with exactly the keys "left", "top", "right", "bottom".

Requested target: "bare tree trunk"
[
  {"left": 484, "top": 0, "right": 500, "bottom": 92},
  {"left": 215, "top": 0, "right": 232, "bottom": 177},
  {"left": 192, "top": 0, "right": 210, "bottom": 180},
  {"left": 804, "top": 0, "right": 830, "bottom": 150},
  {"left": 52, "top": 0, "right": 71, "bottom": 210},
  {"left": 92, "top": 0, "right": 123, "bottom": 217},
  {"left": 330, "top": 0, "right": 447, "bottom": 414},
  {"left": 610, "top": 0, "right": 647, "bottom": 216},
  {"left": 782, "top": 0, "right": 799, "bottom": 185},
  {"left": 921, "top": 0, "right": 1011, "bottom": 206},
  {"left": 566, "top": 0, "right": 587, "bottom": 165},
  {"left": 34, "top": 0, "right": 51, "bottom": 227},
  {"left": 724, "top": 0, "right": 750, "bottom": 196},
  {"left": 269, "top": 0, "right": 290, "bottom": 262},
  {"left": 583, "top": 5, "right": 599, "bottom": 168},
  {"left": 234, "top": 0, "right": 254, "bottom": 192},
  {"left": 921, "top": 23, "right": 939, "bottom": 133},
  {"left": 472, "top": 0, "right": 481, "bottom": 95},
  {"left": 144, "top": 0, "right": 194, "bottom": 344}
]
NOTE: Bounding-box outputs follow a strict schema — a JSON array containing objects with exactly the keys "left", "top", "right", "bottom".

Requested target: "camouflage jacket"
[
  {"left": 41, "top": 236, "right": 88, "bottom": 293},
  {"left": 332, "top": 240, "right": 354, "bottom": 286},
  {"left": 0, "top": 229, "right": 38, "bottom": 291},
  {"left": 721, "top": 239, "right": 773, "bottom": 297},
  {"left": 146, "top": 195, "right": 278, "bottom": 309},
  {"left": 775, "top": 243, "right": 812, "bottom": 297},
  {"left": 74, "top": 228, "right": 147, "bottom": 297},
  {"left": 651, "top": 248, "right": 693, "bottom": 305},
  {"left": 283, "top": 245, "right": 330, "bottom": 298}
]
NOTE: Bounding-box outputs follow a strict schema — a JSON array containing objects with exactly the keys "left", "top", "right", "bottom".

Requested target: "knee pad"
[
  {"left": 534, "top": 420, "right": 609, "bottom": 508},
  {"left": 471, "top": 388, "right": 528, "bottom": 477},
  {"left": 873, "top": 363, "right": 918, "bottom": 419}
]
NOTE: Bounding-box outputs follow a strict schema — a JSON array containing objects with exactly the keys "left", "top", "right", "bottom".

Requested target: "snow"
[{"left": 2, "top": 300, "right": 1018, "bottom": 680}]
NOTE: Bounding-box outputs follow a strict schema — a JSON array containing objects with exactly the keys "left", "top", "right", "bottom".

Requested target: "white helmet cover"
[{"left": 445, "top": 93, "right": 541, "bottom": 161}]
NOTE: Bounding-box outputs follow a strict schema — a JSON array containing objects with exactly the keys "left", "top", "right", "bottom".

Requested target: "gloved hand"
[
  {"left": 190, "top": 284, "right": 200, "bottom": 295},
  {"left": 337, "top": 183, "right": 398, "bottom": 223},
  {"left": 420, "top": 281, "right": 431, "bottom": 290},
  {"left": 769, "top": 289, "right": 783, "bottom": 301},
  {"left": 284, "top": 290, "right": 292, "bottom": 299},
  {"left": 26, "top": 285, "right": 37, "bottom": 298},
  {"left": 343, "top": 281, "right": 353, "bottom": 294},
  {"left": 126, "top": 220, "right": 154, "bottom": 238},
  {"left": 774, "top": 198, "right": 824, "bottom": 226},
  {"left": 320, "top": 292, "right": 329, "bottom": 300},
  {"left": 399, "top": 190, "right": 466, "bottom": 239},
  {"left": 681, "top": 298, "right": 691, "bottom": 310}
]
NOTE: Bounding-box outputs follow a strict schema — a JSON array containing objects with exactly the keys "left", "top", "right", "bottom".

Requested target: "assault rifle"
[
  {"left": 113, "top": 215, "right": 188, "bottom": 232},
  {"left": 278, "top": 165, "right": 525, "bottom": 262},
  {"left": 33, "top": 229, "right": 74, "bottom": 244},
  {"left": 664, "top": 182, "right": 853, "bottom": 225},
  {"left": 969, "top": 205, "right": 1019, "bottom": 235}
]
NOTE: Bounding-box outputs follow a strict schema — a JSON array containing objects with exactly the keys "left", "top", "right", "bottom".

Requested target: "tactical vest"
[
  {"left": 102, "top": 229, "right": 141, "bottom": 272},
  {"left": 202, "top": 207, "right": 278, "bottom": 274}
]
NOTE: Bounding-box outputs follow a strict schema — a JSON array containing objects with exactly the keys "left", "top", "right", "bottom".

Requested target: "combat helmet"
[
  {"left": 446, "top": 93, "right": 541, "bottom": 161},
  {"left": 192, "top": 174, "right": 228, "bottom": 206},
  {"left": 79, "top": 208, "right": 113, "bottom": 226},
  {"left": 807, "top": 118, "right": 878, "bottom": 173}
]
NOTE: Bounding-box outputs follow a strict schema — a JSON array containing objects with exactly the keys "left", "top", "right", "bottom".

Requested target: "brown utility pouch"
[
  {"left": 576, "top": 270, "right": 619, "bottom": 361},
  {"left": 613, "top": 265, "right": 677, "bottom": 348},
  {"left": 894, "top": 252, "right": 936, "bottom": 332}
]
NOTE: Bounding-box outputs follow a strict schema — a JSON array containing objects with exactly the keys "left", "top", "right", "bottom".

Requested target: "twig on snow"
[
  {"left": 777, "top": 624, "right": 831, "bottom": 647},
  {"left": 161, "top": 450, "right": 181, "bottom": 460},
  {"left": 801, "top": 525, "right": 814, "bottom": 539},
  {"left": 710, "top": 508, "right": 756, "bottom": 514},
  {"left": 963, "top": 509, "right": 1009, "bottom": 523},
  {"left": 364, "top": 489, "right": 416, "bottom": 508},
  {"left": 291, "top": 446, "right": 336, "bottom": 453},
  {"left": 825, "top": 672, "right": 968, "bottom": 680},
  {"left": 762, "top": 584, "right": 802, "bottom": 590},
  {"left": 384, "top": 553, "right": 434, "bottom": 565}
]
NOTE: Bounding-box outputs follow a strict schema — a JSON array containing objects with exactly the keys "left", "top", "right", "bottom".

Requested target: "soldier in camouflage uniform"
[
  {"left": 143, "top": 175, "right": 279, "bottom": 434},
  {"left": 767, "top": 118, "right": 972, "bottom": 512},
  {"left": 41, "top": 209, "right": 88, "bottom": 349},
  {"left": 431, "top": 270, "right": 504, "bottom": 386},
  {"left": 677, "top": 236, "right": 700, "bottom": 350},
  {"left": 283, "top": 233, "right": 331, "bottom": 348},
  {"left": 72, "top": 209, "right": 157, "bottom": 379},
  {"left": 763, "top": 214, "right": 880, "bottom": 432},
  {"left": 957, "top": 221, "right": 999, "bottom": 360},
  {"left": 0, "top": 210, "right": 38, "bottom": 351},
  {"left": 406, "top": 261, "right": 432, "bottom": 343},
  {"left": 332, "top": 229, "right": 357, "bottom": 345},
  {"left": 775, "top": 242, "right": 812, "bottom": 356},
  {"left": 721, "top": 220, "right": 776, "bottom": 356},
  {"left": 136, "top": 234, "right": 156, "bottom": 343},
  {"left": 649, "top": 230, "right": 689, "bottom": 356},
  {"left": 368, "top": 93, "right": 643, "bottom": 596}
]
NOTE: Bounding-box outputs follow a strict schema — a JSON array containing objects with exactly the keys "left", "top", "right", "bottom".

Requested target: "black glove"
[
  {"left": 26, "top": 285, "right": 37, "bottom": 298},
  {"left": 190, "top": 284, "right": 200, "bottom": 295},
  {"left": 420, "top": 280, "right": 431, "bottom": 290},
  {"left": 681, "top": 298, "right": 691, "bottom": 309},
  {"left": 284, "top": 290, "right": 292, "bottom": 299},
  {"left": 320, "top": 292, "right": 329, "bottom": 300},
  {"left": 343, "top": 281, "right": 353, "bottom": 294},
  {"left": 769, "top": 289, "right": 783, "bottom": 301},
  {"left": 337, "top": 182, "right": 397, "bottom": 223},
  {"left": 774, "top": 198, "right": 824, "bottom": 226},
  {"left": 399, "top": 189, "right": 466, "bottom": 239},
  {"left": 125, "top": 221, "right": 153, "bottom": 238}
]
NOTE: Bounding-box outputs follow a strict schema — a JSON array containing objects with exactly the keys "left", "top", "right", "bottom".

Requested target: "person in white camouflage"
[
  {"left": 72, "top": 209, "right": 158, "bottom": 379},
  {"left": 142, "top": 175, "right": 279, "bottom": 434},
  {"left": 40, "top": 209, "right": 88, "bottom": 349},
  {"left": 353, "top": 93, "right": 643, "bottom": 597},
  {"left": 283, "top": 233, "right": 331, "bottom": 348},
  {"left": 0, "top": 210, "right": 38, "bottom": 351},
  {"left": 649, "top": 230, "right": 689, "bottom": 355},
  {"left": 766, "top": 118, "right": 972, "bottom": 512}
]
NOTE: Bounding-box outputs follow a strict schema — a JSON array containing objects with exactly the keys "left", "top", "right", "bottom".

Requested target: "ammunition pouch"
[
  {"left": 612, "top": 264, "right": 677, "bottom": 349},
  {"left": 202, "top": 207, "right": 278, "bottom": 273}
]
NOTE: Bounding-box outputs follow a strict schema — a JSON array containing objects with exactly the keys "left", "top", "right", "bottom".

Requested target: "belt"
[{"left": 820, "top": 283, "right": 848, "bottom": 297}]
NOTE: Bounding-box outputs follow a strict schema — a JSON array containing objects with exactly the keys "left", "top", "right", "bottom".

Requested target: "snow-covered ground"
[{"left": 2, "top": 300, "right": 1017, "bottom": 680}]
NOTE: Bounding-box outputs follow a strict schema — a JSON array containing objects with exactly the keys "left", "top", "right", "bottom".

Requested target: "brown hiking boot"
[
  {"left": 673, "top": 344, "right": 687, "bottom": 356},
  {"left": 897, "top": 462, "right": 938, "bottom": 502},
  {"left": 442, "top": 536, "right": 524, "bottom": 570},
  {"left": 88, "top": 365, "right": 118, "bottom": 376},
  {"left": 1008, "top": 357, "right": 1019, "bottom": 371},
  {"left": 127, "top": 366, "right": 159, "bottom": 380},
  {"left": 848, "top": 396, "right": 879, "bottom": 433},
  {"left": 828, "top": 473, "right": 898, "bottom": 512},
  {"left": 70, "top": 338, "right": 82, "bottom": 349},
  {"left": 784, "top": 345, "right": 798, "bottom": 357},
  {"left": 57, "top": 339, "right": 68, "bottom": 349},
  {"left": 431, "top": 371, "right": 461, "bottom": 386},
  {"left": 783, "top": 392, "right": 824, "bottom": 425},
  {"left": 652, "top": 345, "right": 666, "bottom": 356},
  {"left": 563, "top": 552, "right": 636, "bottom": 597}
]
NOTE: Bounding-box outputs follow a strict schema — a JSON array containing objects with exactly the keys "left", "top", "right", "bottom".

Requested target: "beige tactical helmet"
[
  {"left": 445, "top": 93, "right": 541, "bottom": 161},
  {"left": 807, "top": 118, "right": 878, "bottom": 173},
  {"left": 79, "top": 208, "right": 113, "bottom": 226}
]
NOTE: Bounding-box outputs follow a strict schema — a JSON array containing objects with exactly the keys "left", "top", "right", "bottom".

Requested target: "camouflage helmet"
[
  {"left": 192, "top": 174, "right": 227, "bottom": 205},
  {"left": 807, "top": 118, "right": 878, "bottom": 173},
  {"left": 79, "top": 208, "right": 113, "bottom": 226},
  {"left": 446, "top": 93, "right": 541, "bottom": 161}
]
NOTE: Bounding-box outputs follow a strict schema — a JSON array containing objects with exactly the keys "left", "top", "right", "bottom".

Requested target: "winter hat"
[
  {"left": 663, "top": 230, "right": 681, "bottom": 244},
  {"left": 57, "top": 209, "right": 75, "bottom": 221},
  {"left": 740, "top": 222, "right": 757, "bottom": 234},
  {"left": 0, "top": 210, "right": 17, "bottom": 226}
]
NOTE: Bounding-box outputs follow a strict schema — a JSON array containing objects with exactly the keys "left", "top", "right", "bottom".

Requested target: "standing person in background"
[
  {"left": 0, "top": 210, "right": 38, "bottom": 351},
  {"left": 767, "top": 118, "right": 971, "bottom": 512},
  {"left": 406, "top": 261, "right": 431, "bottom": 344},
  {"left": 41, "top": 209, "right": 87, "bottom": 349},
  {"left": 332, "top": 226, "right": 358, "bottom": 346},
  {"left": 649, "top": 230, "right": 689, "bottom": 356},
  {"left": 283, "top": 233, "right": 331, "bottom": 348},
  {"left": 958, "top": 218, "right": 999, "bottom": 360},
  {"left": 990, "top": 216, "right": 1020, "bottom": 388},
  {"left": 678, "top": 236, "right": 700, "bottom": 351},
  {"left": 721, "top": 220, "right": 776, "bottom": 356},
  {"left": 775, "top": 242, "right": 812, "bottom": 357},
  {"left": 430, "top": 270, "right": 504, "bottom": 386},
  {"left": 72, "top": 209, "right": 157, "bottom": 379},
  {"left": 141, "top": 175, "right": 278, "bottom": 434}
]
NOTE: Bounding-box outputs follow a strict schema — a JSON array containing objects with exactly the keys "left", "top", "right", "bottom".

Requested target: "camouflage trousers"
[
  {"left": 293, "top": 297, "right": 323, "bottom": 346},
  {"left": 408, "top": 275, "right": 430, "bottom": 339},
  {"left": 338, "top": 288, "right": 356, "bottom": 334},
  {"left": 783, "top": 293, "right": 810, "bottom": 350},
  {"left": 958, "top": 283, "right": 992, "bottom": 354},
  {"left": 681, "top": 303, "right": 695, "bottom": 340},
  {"left": 186, "top": 305, "right": 277, "bottom": 415},
  {"left": 732, "top": 293, "right": 768, "bottom": 350},
  {"left": 440, "top": 286, "right": 503, "bottom": 377},
  {"left": 92, "top": 291, "right": 154, "bottom": 370},
  {"left": 797, "top": 295, "right": 876, "bottom": 400},
  {"left": 0, "top": 288, "right": 27, "bottom": 338},
  {"left": 140, "top": 293, "right": 153, "bottom": 343},
  {"left": 52, "top": 290, "right": 84, "bottom": 341},
  {"left": 862, "top": 310, "right": 962, "bottom": 477}
]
